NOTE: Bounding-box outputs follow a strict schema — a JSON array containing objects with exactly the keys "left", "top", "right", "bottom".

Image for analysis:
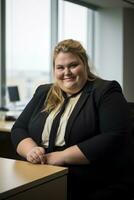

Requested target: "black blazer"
[{"left": 11, "top": 78, "right": 131, "bottom": 189}]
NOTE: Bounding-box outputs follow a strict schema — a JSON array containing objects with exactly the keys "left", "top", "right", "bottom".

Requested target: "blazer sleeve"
[
  {"left": 11, "top": 84, "right": 50, "bottom": 149},
  {"left": 77, "top": 81, "right": 130, "bottom": 162}
]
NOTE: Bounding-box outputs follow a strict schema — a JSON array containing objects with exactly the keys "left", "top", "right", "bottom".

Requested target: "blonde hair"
[{"left": 44, "top": 39, "right": 96, "bottom": 112}]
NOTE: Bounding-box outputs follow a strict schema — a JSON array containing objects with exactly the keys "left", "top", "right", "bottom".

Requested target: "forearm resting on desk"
[
  {"left": 63, "top": 145, "right": 90, "bottom": 165},
  {"left": 17, "top": 138, "right": 46, "bottom": 164},
  {"left": 17, "top": 140, "right": 89, "bottom": 165},
  {"left": 17, "top": 138, "right": 38, "bottom": 157},
  {"left": 46, "top": 145, "right": 90, "bottom": 166}
]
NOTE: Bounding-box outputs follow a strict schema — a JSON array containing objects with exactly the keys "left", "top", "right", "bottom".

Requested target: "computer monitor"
[{"left": 8, "top": 86, "right": 20, "bottom": 103}]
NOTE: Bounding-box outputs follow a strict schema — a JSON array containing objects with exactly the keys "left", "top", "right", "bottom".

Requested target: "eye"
[
  {"left": 69, "top": 63, "right": 79, "bottom": 68},
  {"left": 56, "top": 65, "right": 64, "bottom": 70}
]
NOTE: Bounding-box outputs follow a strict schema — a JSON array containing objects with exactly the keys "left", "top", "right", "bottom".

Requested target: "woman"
[{"left": 11, "top": 39, "right": 132, "bottom": 199}]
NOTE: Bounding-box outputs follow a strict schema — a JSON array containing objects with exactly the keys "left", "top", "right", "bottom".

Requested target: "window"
[
  {"left": 3, "top": 0, "right": 95, "bottom": 107},
  {"left": 6, "top": 0, "right": 51, "bottom": 104},
  {"left": 58, "top": 0, "right": 93, "bottom": 51}
]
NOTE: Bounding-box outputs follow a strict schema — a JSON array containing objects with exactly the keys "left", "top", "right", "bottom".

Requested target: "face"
[{"left": 54, "top": 52, "right": 88, "bottom": 94}]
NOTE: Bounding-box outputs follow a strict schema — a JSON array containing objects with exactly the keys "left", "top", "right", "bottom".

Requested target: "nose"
[{"left": 64, "top": 67, "right": 71, "bottom": 75}]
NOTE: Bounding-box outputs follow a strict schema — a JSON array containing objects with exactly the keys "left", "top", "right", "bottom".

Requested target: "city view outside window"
[{"left": 6, "top": 0, "right": 51, "bottom": 105}]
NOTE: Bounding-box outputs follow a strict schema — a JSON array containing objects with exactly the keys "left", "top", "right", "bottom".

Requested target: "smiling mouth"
[
  {"left": 64, "top": 76, "right": 75, "bottom": 80},
  {"left": 64, "top": 78, "right": 75, "bottom": 82}
]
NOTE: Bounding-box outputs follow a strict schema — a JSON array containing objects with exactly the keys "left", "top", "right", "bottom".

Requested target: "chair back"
[{"left": 128, "top": 102, "right": 134, "bottom": 134}]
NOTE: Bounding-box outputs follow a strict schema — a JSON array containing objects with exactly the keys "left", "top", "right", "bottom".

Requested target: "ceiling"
[{"left": 78, "top": 0, "right": 134, "bottom": 8}]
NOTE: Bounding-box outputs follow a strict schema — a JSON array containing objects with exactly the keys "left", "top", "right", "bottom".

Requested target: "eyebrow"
[{"left": 55, "top": 61, "right": 79, "bottom": 68}]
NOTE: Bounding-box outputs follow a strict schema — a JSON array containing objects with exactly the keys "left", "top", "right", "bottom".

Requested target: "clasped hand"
[
  {"left": 26, "top": 146, "right": 65, "bottom": 165},
  {"left": 26, "top": 146, "right": 46, "bottom": 164}
]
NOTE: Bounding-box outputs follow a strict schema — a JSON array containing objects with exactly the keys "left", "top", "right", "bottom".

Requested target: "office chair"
[{"left": 128, "top": 102, "right": 134, "bottom": 134}]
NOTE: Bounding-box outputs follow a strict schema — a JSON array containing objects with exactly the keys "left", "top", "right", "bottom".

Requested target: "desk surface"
[
  {"left": 0, "top": 121, "right": 14, "bottom": 132},
  {"left": 0, "top": 157, "right": 68, "bottom": 199}
]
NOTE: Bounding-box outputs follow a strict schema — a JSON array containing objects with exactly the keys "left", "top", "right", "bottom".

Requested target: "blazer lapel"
[{"left": 65, "top": 81, "right": 94, "bottom": 143}]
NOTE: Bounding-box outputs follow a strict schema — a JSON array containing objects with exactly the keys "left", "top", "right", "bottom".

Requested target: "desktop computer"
[{"left": 6, "top": 86, "right": 25, "bottom": 120}]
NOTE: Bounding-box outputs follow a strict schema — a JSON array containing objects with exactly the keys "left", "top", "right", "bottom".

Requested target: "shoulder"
[
  {"left": 93, "top": 78, "right": 122, "bottom": 94},
  {"left": 34, "top": 83, "right": 52, "bottom": 97},
  {"left": 36, "top": 83, "right": 52, "bottom": 92},
  {"left": 87, "top": 78, "right": 124, "bottom": 105}
]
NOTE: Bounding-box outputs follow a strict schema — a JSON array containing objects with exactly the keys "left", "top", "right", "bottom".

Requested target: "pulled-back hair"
[{"left": 44, "top": 39, "right": 96, "bottom": 112}]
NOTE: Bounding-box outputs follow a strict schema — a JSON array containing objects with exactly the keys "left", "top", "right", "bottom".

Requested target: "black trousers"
[
  {"left": 88, "top": 184, "right": 132, "bottom": 200},
  {"left": 68, "top": 183, "right": 133, "bottom": 200}
]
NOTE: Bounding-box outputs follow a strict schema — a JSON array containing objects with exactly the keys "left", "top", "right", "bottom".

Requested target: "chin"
[
  {"left": 63, "top": 87, "right": 79, "bottom": 94},
  {"left": 64, "top": 82, "right": 76, "bottom": 87},
  {"left": 64, "top": 85, "right": 75, "bottom": 90}
]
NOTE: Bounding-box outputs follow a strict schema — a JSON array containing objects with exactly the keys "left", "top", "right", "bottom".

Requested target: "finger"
[
  {"left": 27, "top": 147, "right": 45, "bottom": 164},
  {"left": 31, "top": 159, "right": 38, "bottom": 164},
  {"left": 27, "top": 155, "right": 35, "bottom": 163},
  {"left": 36, "top": 153, "right": 46, "bottom": 164},
  {"left": 32, "top": 151, "right": 40, "bottom": 160},
  {"left": 35, "top": 148, "right": 46, "bottom": 164},
  {"left": 40, "top": 155, "right": 46, "bottom": 164},
  {"left": 32, "top": 152, "right": 42, "bottom": 163},
  {"left": 38, "top": 147, "right": 45, "bottom": 154},
  {"left": 34, "top": 147, "right": 44, "bottom": 156},
  {"left": 28, "top": 152, "right": 40, "bottom": 164}
]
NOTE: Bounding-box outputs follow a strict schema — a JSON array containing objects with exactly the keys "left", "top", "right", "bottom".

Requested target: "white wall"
[
  {"left": 94, "top": 8, "right": 123, "bottom": 86},
  {"left": 94, "top": 7, "right": 134, "bottom": 102}
]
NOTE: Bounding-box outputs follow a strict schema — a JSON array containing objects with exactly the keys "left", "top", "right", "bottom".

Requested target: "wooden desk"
[
  {"left": 0, "top": 121, "right": 14, "bottom": 132},
  {"left": 0, "top": 158, "right": 68, "bottom": 200}
]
